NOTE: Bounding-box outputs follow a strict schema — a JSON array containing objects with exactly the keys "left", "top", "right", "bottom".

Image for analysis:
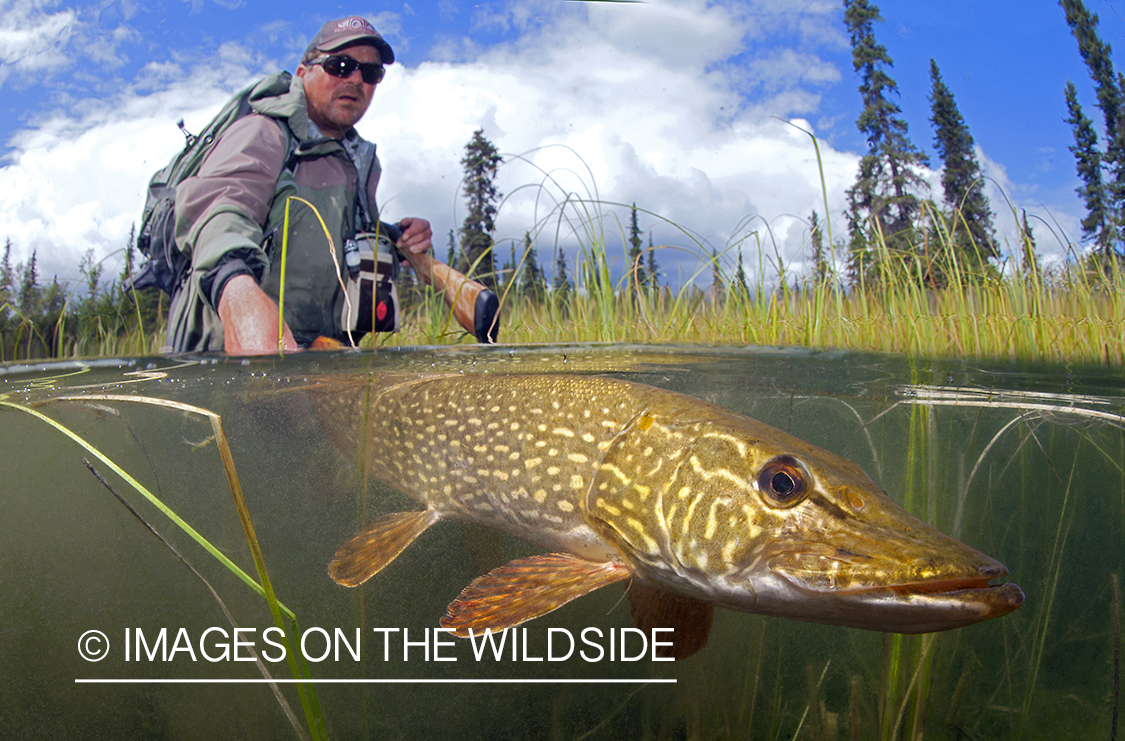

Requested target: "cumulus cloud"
[
  {"left": 0, "top": 0, "right": 1077, "bottom": 291},
  {"left": 0, "top": 0, "right": 141, "bottom": 89},
  {"left": 0, "top": 42, "right": 269, "bottom": 282},
  {"left": 0, "top": 0, "right": 78, "bottom": 84},
  {"left": 364, "top": 0, "right": 859, "bottom": 284}
]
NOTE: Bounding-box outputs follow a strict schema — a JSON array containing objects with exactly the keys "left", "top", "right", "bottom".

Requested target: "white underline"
[{"left": 75, "top": 678, "right": 675, "bottom": 684}]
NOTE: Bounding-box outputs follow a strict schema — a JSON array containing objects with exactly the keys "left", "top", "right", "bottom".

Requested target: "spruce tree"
[
  {"left": 1062, "top": 0, "right": 1121, "bottom": 142},
  {"left": 928, "top": 59, "right": 998, "bottom": 271},
  {"left": 79, "top": 248, "right": 102, "bottom": 298},
  {"left": 734, "top": 249, "right": 750, "bottom": 298},
  {"left": 502, "top": 243, "right": 516, "bottom": 296},
  {"left": 1061, "top": 0, "right": 1125, "bottom": 260},
  {"left": 0, "top": 239, "right": 13, "bottom": 333},
  {"left": 627, "top": 204, "right": 647, "bottom": 292},
  {"left": 120, "top": 223, "right": 164, "bottom": 337},
  {"left": 645, "top": 234, "right": 660, "bottom": 290},
  {"left": 1062, "top": 0, "right": 1125, "bottom": 206},
  {"left": 708, "top": 248, "right": 724, "bottom": 304},
  {"left": 122, "top": 224, "right": 136, "bottom": 285},
  {"left": 843, "top": 0, "right": 929, "bottom": 283},
  {"left": 395, "top": 262, "right": 418, "bottom": 315},
  {"left": 458, "top": 129, "right": 503, "bottom": 292},
  {"left": 18, "top": 250, "right": 38, "bottom": 315},
  {"left": 1065, "top": 81, "right": 1109, "bottom": 245},
  {"left": 1019, "top": 210, "right": 1042, "bottom": 281},
  {"left": 552, "top": 248, "right": 572, "bottom": 304},
  {"left": 1, "top": 239, "right": 13, "bottom": 307},
  {"left": 519, "top": 233, "right": 545, "bottom": 302},
  {"left": 809, "top": 210, "right": 831, "bottom": 284}
]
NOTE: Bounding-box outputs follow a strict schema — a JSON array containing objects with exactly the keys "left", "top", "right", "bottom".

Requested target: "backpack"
[{"left": 126, "top": 73, "right": 294, "bottom": 295}]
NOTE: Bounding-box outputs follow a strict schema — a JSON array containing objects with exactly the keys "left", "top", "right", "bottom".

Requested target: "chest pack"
[{"left": 126, "top": 74, "right": 295, "bottom": 295}]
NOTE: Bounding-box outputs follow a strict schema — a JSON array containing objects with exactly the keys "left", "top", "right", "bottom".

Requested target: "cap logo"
[{"left": 336, "top": 17, "right": 376, "bottom": 34}]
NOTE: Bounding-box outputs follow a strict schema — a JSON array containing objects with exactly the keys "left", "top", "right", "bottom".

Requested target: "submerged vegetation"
[{"left": 2, "top": 351, "right": 1122, "bottom": 738}]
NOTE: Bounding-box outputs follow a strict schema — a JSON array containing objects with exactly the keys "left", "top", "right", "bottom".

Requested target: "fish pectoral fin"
[
  {"left": 328, "top": 509, "right": 440, "bottom": 587},
  {"left": 627, "top": 582, "right": 714, "bottom": 660},
  {"left": 440, "top": 553, "right": 630, "bottom": 637}
]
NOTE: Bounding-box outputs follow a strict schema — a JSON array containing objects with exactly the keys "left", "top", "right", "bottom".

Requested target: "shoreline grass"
[
  {"left": 5, "top": 271, "right": 1121, "bottom": 366},
  {"left": 380, "top": 272, "right": 1124, "bottom": 367},
  {"left": 3, "top": 200, "right": 1123, "bottom": 366}
]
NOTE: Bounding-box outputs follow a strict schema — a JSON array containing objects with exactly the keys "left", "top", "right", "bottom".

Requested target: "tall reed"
[
  {"left": 4, "top": 177, "right": 1122, "bottom": 364},
  {"left": 383, "top": 237, "right": 1123, "bottom": 367}
]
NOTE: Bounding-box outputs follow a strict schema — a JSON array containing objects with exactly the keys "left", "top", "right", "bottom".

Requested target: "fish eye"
[{"left": 757, "top": 455, "right": 808, "bottom": 507}]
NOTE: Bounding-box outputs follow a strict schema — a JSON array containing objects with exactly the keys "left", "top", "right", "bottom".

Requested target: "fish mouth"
[
  {"left": 832, "top": 579, "right": 1026, "bottom": 633},
  {"left": 762, "top": 551, "right": 1025, "bottom": 633},
  {"left": 884, "top": 576, "right": 998, "bottom": 596}
]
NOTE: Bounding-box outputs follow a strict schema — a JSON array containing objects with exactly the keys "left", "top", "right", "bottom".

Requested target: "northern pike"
[{"left": 315, "top": 374, "right": 1023, "bottom": 658}]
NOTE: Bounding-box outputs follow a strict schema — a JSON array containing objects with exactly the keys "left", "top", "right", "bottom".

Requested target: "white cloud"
[
  {"left": 0, "top": 0, "right": 1082, "bottom": 292},
  {"left": 0, "top": 0, "right": 144, "bottom": 90},
  {"left": 363, "top": 0, "right": 859, "bottom": 285},
  {"left": 0, "top": 0, "right": 78, "bottom": 84},
  {"left": 0, "top": 45, "right": 267, "bottom": 282}
]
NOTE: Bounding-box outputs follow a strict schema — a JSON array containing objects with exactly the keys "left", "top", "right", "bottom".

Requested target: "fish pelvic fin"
[
  {"left": 627, "top": 582, "right": 714, "bottom": 660},
  {"left": 440, "top": 553, "right": 630, "bottom": 637},
  {"left": 328, "top": 509, "right": 440, "bottom": 587}
]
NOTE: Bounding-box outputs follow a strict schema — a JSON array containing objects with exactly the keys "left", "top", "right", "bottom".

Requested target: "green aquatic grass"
[
  {"left": 1112, "top": 573, "right": 1121, "bottom": 741},
  {"left": 904, "top": 389, "right": 1125, "bottom": 739},
  {"left": 1020, "top": 435, "right": 1081, "bottom": 728},
  {"left": 386, "top": 277, "right": 1123, "bottom": 366},
  {"left": 4, "top": 350, "right": 1122, "bottom": 738},
  {"left": 689, "top": 381, "right": 1124, "bottom": 740},
  {"left": 379, "top": 142, "right": 1124, "bottom": 365},
  {"left": 6, "top": 135, "right": 1122, "bottom": 367},
  {"left": 0, "top": 391, "right": 327, "bottom": 741},
  {"left": 79, "top": 456, "right": 310, "bottom": 739}
]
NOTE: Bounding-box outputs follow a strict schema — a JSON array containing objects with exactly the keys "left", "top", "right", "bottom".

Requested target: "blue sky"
[{"left": 0, "top": 0, "right": 1119, "bottom": 289}]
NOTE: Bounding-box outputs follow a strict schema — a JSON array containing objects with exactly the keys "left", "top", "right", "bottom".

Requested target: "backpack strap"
[{"left": 351, "top": 139, "right": 379, "bottom": 232}]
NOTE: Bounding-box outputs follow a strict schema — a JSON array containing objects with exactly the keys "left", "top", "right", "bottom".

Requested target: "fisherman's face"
[{"left": 298, "top": 43, "right": 381, "bottom": 139}]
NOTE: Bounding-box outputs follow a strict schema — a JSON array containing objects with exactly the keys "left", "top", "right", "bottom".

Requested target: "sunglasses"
[{"left": 310, "top": 54, "right": 385, "bottom": 85}]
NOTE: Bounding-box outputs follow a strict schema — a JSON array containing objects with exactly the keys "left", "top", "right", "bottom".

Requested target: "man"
[{"left": 168, "top": 16, "right": 432, "bottom": 353}]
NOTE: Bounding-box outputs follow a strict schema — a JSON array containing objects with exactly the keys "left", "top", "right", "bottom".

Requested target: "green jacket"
[{"left": 168, "top": 72, "right": 382, "bottom": 351}]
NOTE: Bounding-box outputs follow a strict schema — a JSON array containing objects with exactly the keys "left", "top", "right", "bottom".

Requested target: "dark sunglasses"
[{"left": 311, "top": 54, "right": 385, "bottom": 85}]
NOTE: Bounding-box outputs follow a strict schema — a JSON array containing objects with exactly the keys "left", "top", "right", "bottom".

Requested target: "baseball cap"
[{"left": 303, "top": 16, "right": 395, "bottom": 65}]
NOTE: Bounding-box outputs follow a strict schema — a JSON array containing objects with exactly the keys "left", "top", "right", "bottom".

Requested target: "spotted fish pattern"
[{"left": 313, "top": 373, "right": 1023, "bottom": 658}]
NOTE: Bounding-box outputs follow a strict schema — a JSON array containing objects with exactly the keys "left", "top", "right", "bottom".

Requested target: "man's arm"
[
  {"left": 217, "top": 274, "right": 299, "bottom": 354},
  {"left": 175, "top": 115, "right": 290, "bottom": 353}
]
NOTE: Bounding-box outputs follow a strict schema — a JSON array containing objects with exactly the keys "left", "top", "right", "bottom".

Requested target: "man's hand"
[
  {"left": 397, "top": 217, "right": 433, "bottom": 256},
  {"left": 217, "top": 274, "right": 300, "bottom": 355}
]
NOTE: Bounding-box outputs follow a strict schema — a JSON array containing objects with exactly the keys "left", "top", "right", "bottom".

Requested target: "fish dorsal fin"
[
  {"left": 329, "top": 509, "right": 440, "bottom": 587},
  {"left": 440, "top": 553, "right": 630, "bottom": 637},
  {"left": 627, "top": 581, "right": 714, "bottom": 660}
]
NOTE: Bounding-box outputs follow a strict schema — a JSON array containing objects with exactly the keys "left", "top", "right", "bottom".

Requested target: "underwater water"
[{"left": 0, "top": 344, "right": 1122, "bottom": 741}]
